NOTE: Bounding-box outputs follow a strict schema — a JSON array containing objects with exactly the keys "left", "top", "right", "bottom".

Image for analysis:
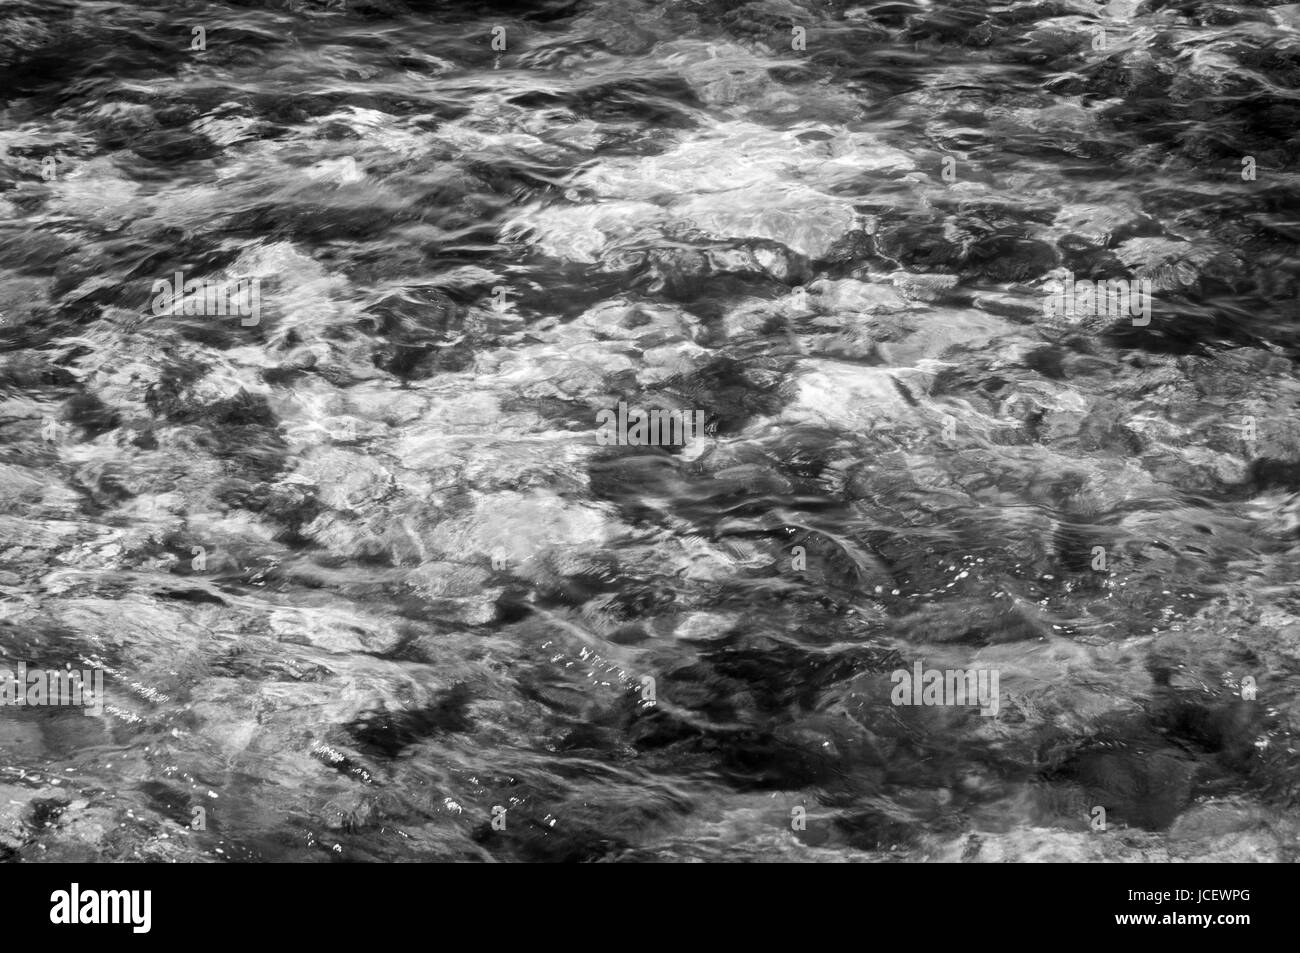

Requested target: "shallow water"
[{"left": 1, "top": 0, "right": 1299, "bottom": 862}]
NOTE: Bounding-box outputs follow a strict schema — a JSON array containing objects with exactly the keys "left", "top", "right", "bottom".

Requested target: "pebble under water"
[{"left": 1, "top": 0, "right": 1300, "bottom": 863}]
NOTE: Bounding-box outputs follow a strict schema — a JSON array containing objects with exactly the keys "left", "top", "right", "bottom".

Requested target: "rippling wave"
[{"left": 1, "top": 0, "right": 1298, "bottom": 862}]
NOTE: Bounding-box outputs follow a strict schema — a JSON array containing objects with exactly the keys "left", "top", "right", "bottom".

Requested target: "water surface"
[{"left": 1, "top": 0, "right": 1299, "bottom": 862}]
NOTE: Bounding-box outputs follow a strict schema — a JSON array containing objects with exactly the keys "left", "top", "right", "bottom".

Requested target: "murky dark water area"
[{"left": 1, "top": 0, "right": 1299, "bottom": 862}]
